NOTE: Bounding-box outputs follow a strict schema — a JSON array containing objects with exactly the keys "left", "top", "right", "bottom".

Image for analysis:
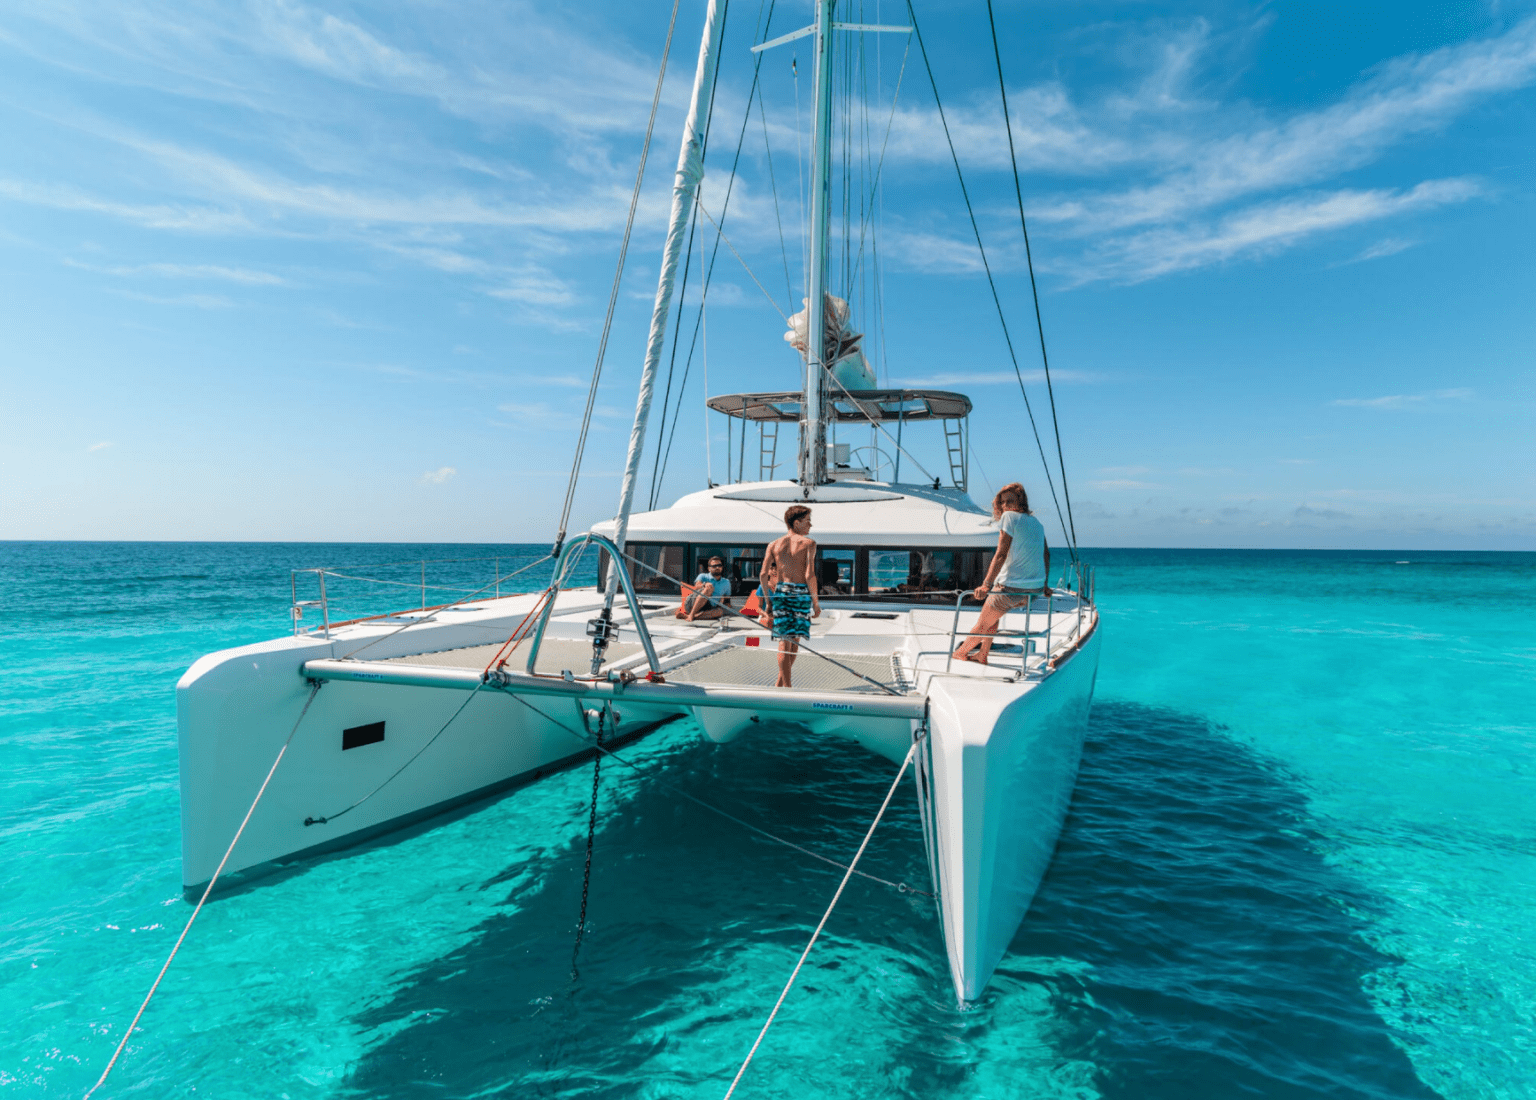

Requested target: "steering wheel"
[{"left": 847, "top": 445, "right": 895, "bottom": 481}]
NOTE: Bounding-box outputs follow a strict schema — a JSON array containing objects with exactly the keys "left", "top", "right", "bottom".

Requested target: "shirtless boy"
[{"left": 764, "top": 504, "right": 820, "bottom": 688}]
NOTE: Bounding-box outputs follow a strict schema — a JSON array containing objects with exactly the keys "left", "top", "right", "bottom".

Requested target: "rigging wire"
[
  {"left": 554, "top": 0, "right": 683, "bottom": 554},
  {"left": 984, "top": 0, "right": 1079, "bottom": 553},
  {"left": 694, "top": 199, "right": 788, "bottom": 319},
  {"left": 903, "top": 0, "right": 1077, "bottom": 560},
  {"left": 757, "top": 89, "right": 796, "bottom": 308},
  {"left": 722, "top": 737, "right": 921, "bottom": 1100},
  {"left": 651, "top": 2, "right": 782, "bottom": 504},
  {"left": 505, "top": 693, "right": 931, "bottom": 897},
  {"left": 83, "top": 682, "right": 325, "bottom": 1100}
]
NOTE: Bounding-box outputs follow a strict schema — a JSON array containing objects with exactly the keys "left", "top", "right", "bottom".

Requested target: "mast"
[
  {"left": 605, "top": 0, "right": 726, "bottom": 600},
  {"left": 797, "top": 0, "right": 836, "bottom": 492}
]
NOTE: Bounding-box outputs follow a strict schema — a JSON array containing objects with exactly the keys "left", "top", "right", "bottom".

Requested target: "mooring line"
[
  {"left": 503, "top": 692, "right": 932, "bottom": 899},
  {"left": 722, "top": 739, "right": 919, "bottom": 1099},
  {"left": 83, "top": 681, "right": 324, "bottom": 1100}
]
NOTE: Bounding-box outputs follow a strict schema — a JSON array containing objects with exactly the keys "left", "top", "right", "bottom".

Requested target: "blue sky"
[{"left": 1, "top": 0, "right": 1532, "bottom": 548}]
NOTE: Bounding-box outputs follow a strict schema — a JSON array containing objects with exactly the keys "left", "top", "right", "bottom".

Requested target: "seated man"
[{"left": 679, "top": 555, "right": 732, "bottom": 621}]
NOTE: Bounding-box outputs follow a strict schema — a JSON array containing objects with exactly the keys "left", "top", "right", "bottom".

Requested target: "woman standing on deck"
[{"left": 953, "top": 483, "right": 1050, "bottom": 664}]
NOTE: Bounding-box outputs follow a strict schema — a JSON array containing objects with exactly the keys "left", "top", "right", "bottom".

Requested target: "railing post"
[
  {"left": 495, "top": 556, "right": 501, "bottom": 600},
  {"left": 318, "top": 570, "right": 331, "bottom": 640},
  {"left": 523, "top": 534, "right": 661, "bottom": 676},
  {"left": 420, "top": 560, "right": 426, "bottom": 610},
  {"left": 945, "top": 590, "right": 965, "bottom": 674}
]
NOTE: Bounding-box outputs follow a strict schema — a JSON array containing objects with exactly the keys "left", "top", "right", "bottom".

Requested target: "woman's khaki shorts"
[{"left": 984, "top": 587, "right": 1039, "bottom": 613}]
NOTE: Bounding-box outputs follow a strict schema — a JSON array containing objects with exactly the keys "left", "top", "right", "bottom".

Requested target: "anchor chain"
[{"left": 570, "top": 705, "right": 608, "bottom": 980}]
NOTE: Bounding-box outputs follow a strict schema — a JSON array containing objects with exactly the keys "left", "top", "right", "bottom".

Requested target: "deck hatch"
[{"left": 342, "top": 721, "right": 386, "bottom": 750}]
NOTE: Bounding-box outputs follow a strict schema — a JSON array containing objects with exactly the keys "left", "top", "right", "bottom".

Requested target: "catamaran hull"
[
  {"left": 178, "top": 597, "right": 1100, "bottom": 1005},
  {"left": 921, "top": 626, "right": 1101, "bottom": 1000},
  {"left": 175, "top": 637, "right": 686, "bottom": 892}
]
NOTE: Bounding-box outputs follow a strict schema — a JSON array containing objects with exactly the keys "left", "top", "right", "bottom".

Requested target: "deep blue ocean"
[{"left": 2, "top": 542, "right": 1532, "bottom": 1099}]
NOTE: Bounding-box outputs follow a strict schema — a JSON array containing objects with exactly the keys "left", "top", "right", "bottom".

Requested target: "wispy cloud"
[
  {"left": 1331, "top": 387, "right": 1473, "bottom": 409},
  {"left": 115, "top": 289, "right": 234, "bottom": 309},
  {"left": 67, "top": 258, "right": 286, "bottom": 285},
  {"left": 0, "top": 177, "right": 248, "bottom": 232},
  {"left": 1077, "top": 179, "right": 1480, "bottom": 282},
  {"left": 1038, "top": 17, "right": 1536, "bottom": 234},
  {"left": 1346, "top": 237, "right": 1419, "bottom": 264},
  {"left": 1089, "top": 478, "right": 1156, "bottom": 490},
  {"left": 1, "top": 0, "right": 1530, "bottom": 313},
  {"left": 880, "top": 14, "right": 1536, "bottom": 282},
  {"left": 418, "top": 466, "right": 456, "bottom": 484},
  {"left": 86, "top": 440, "right": 113, "bottom": 453}
]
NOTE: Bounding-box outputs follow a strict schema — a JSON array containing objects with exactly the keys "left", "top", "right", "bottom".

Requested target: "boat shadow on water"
[{"left": 344, "top": 702, "right": 1440, "bottom": 1100}]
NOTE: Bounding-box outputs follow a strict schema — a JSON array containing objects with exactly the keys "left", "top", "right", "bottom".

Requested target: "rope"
[
  {"left": 83, "top": 682, "right": 324, "bottom": 1100},
  {"left": 609, "top": 542, "right": 902, "bottom": 696},
  {"left": 508, "top": 693, "right": 932, "bottom": 898},
  {"left": 903, "top": 0, "right": 1074, "bottom": 556},
  {"left": 479, "top": 584, "right": 559, "bottom": 676},
  {"left": 846, "top": 32, "right": 912, "bottom": 293},
  {"left": 650, "top": 1, "right": 777, "bottom": 508},
  {"left": 555, "top": 0, "right": 683, "bottom": 553},
  {"left": 758, "top": 90, "right": 795, "bottom": 308},
  {"left": 984, "top": 0, "right": 1079, "bottom": 558},
  {"left": 696, "top": 199, "right": 788, "bottom": 319},
  {"left": 722, "top": 738, "right": 920, "bottom": 1099},
  {"left": 569, "top": 704, "right": 607, "bottom": 980},
  {"left": 338, "top": 552, "right": 554, "bottom": 661},
  {"left": 303, "top": 683, "right": 483, "bottom": 827}
]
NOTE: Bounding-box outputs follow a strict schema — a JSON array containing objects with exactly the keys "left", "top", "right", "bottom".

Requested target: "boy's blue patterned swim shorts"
[{"left": 772, "top": 581, "right": 811, "bottom": 639}]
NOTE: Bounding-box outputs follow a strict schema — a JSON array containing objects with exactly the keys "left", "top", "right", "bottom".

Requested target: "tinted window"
[
  {"left": 601, "top": 542, "right": 686, "bottom": 595},
  {"left": 691, "top": 545, "right": 768, "bottom": 597},
  {"left": 866, "top": 549, "right": 986, "bottom": 599}
]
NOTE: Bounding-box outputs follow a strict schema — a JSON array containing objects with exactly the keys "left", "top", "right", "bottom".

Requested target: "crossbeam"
[{"left": 300, "top": 659, "right": 927, "bottom": 720}]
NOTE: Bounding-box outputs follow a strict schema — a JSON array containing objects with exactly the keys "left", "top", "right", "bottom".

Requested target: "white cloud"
[
  {"left": 1040, "top": 17, "right": 1536, "bottom": 234},
  {"left": 115, "top": 290, "right": 234, "bottom": 309},
  {"left": 86, "top": 440, "right": 113, "bottom": 453},
  {"left": 486, "top": 269, "right": 574, "bottom": 307},
  {"left": 1348, "top": 237, "right": 1419, "bottom": 263},
  {"left": 1331, "top": 387, "right": 1473, "bottom": 409},
  {"left": 1079, "top": 178, "right": 1480, "bottom": 282},
  {"left": 1089, "top": 478, "right": 1156, "bottom": 490},
  {"left": 67, "top": 259, "right": 286, "bottom": 285},
  {"left": 418, "top": 466, "right": 456, "bottom": 484},
  {"left": 0, "top": 177, "right": 248, "bottom": 232}
]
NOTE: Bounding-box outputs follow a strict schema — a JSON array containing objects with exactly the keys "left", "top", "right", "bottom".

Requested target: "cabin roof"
[
  {"left": 590, "top": 481, "right": 999, "bottom": 547},
  {"left": 704, "top": 388, "right": 972, "bottom": 423}
]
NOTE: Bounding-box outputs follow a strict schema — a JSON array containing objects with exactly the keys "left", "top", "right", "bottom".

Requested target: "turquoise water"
[{"left": 2, "top": 543, "right": 1532, "bottom": 1098}]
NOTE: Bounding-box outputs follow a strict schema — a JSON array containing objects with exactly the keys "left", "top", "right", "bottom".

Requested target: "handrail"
[
  {"left": 940, "top": 587, "right": 1082, "bottom": 678},
  {"left": 523, "top": 533, "right": 661, "bottom": 676}
]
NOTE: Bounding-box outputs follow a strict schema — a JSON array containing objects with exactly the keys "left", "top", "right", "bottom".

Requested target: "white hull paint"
[
  {"left": 920, "top": 624, "right": 1101, "bottom": 999},
  {"left": 178, "top": 579, "right": 1100, "bottom": 1002},
  {"left": 174, "top": 592, "right": 682, "bottom": 891}
]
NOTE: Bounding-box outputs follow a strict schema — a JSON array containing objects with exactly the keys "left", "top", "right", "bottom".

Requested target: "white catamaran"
[{"left": 177, "top": 0, "right": 1100, "bottom": 1003}]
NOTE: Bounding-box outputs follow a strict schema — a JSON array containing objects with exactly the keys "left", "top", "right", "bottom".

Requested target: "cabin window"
[
  {"left": 865, "top": 549, "right": 987, "bottom": 599},
  {"left": 818, "top": 548, "right": 857, "bottom": 595},
  {"left": 690, "top": 545, "right": 767, "bottom": 597},
  {"left": 600, "top": 542, "right": 687, "bottom": 595}
]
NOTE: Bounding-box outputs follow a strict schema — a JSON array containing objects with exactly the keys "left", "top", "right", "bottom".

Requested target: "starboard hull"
[{"left": 920, "top": 623, "right": 1101, "bottom": 1000}]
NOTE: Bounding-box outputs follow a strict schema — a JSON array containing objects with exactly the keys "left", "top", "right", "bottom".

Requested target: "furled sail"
[{"left": 785, "top": 292, "right": 876, "bottom": 391}]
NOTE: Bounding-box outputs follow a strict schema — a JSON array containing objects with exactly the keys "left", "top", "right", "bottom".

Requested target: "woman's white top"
[{"left": 994, "top": 510, "right": 1047, "bottom": 588}]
